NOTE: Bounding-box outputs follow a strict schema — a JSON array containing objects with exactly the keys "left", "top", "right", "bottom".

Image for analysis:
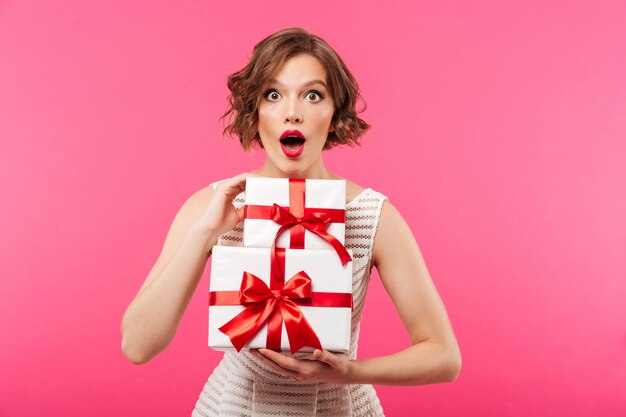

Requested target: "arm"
[
  {"left": 346, "top": 200, "right": 462, "bottom": 385},
  {"left": 252, "top": 200, "right": 462, "bottom": 385},
  {"left": 120, "top": 174, "right": 250, "bottom": 364}
]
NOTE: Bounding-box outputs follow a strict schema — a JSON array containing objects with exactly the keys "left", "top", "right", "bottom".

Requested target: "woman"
[{"left": 121, "top": 27, "right": 461, "bottom": 416}]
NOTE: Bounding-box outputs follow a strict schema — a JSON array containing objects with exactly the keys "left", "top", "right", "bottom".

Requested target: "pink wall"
[{"left": 1, "top": 1, "right": 625, "bottom": 415}]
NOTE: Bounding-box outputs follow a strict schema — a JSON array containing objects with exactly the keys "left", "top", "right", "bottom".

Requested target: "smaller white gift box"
[
  {"left": 243, "top": 177, "right": 346, "bottom": 250},
  {"left": 208, "top": 246, "right": 353, "bottom": 353}
]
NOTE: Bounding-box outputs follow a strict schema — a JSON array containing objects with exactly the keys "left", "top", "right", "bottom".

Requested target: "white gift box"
[
  {"left": 208, "top": 246, "right": 353, "bottom": 353},
  {"left": 243, "top": 177, "right": 346, "bottom": 250}
]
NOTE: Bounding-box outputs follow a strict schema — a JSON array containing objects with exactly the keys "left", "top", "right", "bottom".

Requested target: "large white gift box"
[
  {"left": 243, "top": 177, "right": 347, "bottom": 250},
  {"left": 208, "top": 246, "right": 353, "bottom": 353}
]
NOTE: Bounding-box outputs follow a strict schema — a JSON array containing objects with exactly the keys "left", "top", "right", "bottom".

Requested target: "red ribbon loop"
[
  {"left": 270, "top": 203, "right": 352, "bottom": 265},
  {"left": 218, "top": 271, "right": 322, "bottom": 354}
]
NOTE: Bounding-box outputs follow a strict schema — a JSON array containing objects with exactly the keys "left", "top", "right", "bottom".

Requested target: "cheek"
[
  {"left": 257, "top": 108, "right": 268, "bottom": 129},
  {"left": 314, "top": 106, "right": 334, "bottom": 125},
  {"left": 258, "top": 108, "right": 283, "bottom": 133}
]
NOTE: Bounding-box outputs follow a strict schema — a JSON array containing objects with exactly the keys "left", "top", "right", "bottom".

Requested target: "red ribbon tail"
[
  {"left": 280, "top": 300, "right": 322, "bottom": 354},
  {"left": 218, "top": 300, "right": 276, "bottom": 352},
  {"left": 309, "top": 228, "right": 352, "bottom": 265}
]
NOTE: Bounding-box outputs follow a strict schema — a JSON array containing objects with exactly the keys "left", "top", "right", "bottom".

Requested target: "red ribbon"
[
  {"left": 215, "top": 271, "right": 322, "bottom": 354},
  {"left": 244, "top": 178, "right": 352, "bottom": 265},
  {"left": 210, "top": 248, "right": 353, "bottom": 353},
  {"left": 269, "top": 204, "right": 352, "bottom": 266},
  {"left": 210, "top": 290, "right": 353, "bottom": 308}
]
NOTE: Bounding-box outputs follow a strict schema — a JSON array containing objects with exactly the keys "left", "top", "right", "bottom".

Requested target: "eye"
[
  {"left": 305, "top": 90, "right": 324, "bottom": 102},
  {"left": 264, "top": 89, "right": 281, "bottom": 101}
]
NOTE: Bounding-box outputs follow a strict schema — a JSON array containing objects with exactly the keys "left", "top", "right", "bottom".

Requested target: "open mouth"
[{"left": 280, "top": 136, "right": 305, "bottom": 158}]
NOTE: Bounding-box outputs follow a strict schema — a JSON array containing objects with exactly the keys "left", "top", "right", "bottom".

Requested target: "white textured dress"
[{"left": 192, "top": 182, "right": 388, "bottom": 417}]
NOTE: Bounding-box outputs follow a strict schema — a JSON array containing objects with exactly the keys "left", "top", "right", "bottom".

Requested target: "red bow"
[
  {"left": 244, "top": 178, "right": 352, "bottom": 265},
  {"left": 218, "top": 271, "right": 322, "bottom": 354},
  {"left": 270, "top": 203, "right": 352, "bottom": 266}
]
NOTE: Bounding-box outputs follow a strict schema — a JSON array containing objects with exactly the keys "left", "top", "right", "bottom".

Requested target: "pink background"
[{"left": 1, "top": 1, "right": 625, "bottom": 415}]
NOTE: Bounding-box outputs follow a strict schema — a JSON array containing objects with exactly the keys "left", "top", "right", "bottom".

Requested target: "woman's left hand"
[{"left": 250, "top": 348, "right": 354, "bottom": 384}]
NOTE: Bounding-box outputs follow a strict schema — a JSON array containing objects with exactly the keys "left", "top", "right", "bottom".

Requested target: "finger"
[
  {"left": 313, "top": 349, "right": 340, "bottom": 368},
  {"left": 250, "top": 350, "right": 300, "bottom": 379},
  {"left": 259, "top": 349, "right": 303, "bottom": 372},
  {"left": 220, "top": 174, "right": 249, "bottom": 196},
  {"left": 252, "top": 351, "right": 292, "bottom": 375},
  {"left": 230, "top": 172, "right": 250, "bottom": 185},
  {"left": 227, "top": 171, "right": 263, "bottom": 190},
  {"left": 219, "top": 171, "right": 265, "bottom": 200}
]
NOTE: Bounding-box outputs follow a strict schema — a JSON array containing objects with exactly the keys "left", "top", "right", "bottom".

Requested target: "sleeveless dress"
[{"left": 192, "top": 181, "right": 388, "bottom": 417}]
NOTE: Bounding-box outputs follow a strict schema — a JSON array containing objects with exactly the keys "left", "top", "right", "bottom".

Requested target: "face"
[{"left": 256, "top": 53, "right": 335, "bottom": 177}]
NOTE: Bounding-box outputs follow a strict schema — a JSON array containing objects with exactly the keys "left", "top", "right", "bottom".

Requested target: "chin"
[
  {"left": 274, "top": 160, "right": 310, "bottom": 177},
  {"left": 278, "top": 165, "right": 307, "bottom": 177}
]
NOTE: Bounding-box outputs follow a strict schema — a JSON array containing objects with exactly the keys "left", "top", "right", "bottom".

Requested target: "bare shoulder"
[
  {"left": 163, "top": 183, "right": 222, "bottom": 239},
  {"left": 180, "top": 184, "right": 215, "bottom": 217},
  {"left": 134, "top": 184, "right": 216, "bottom": 295},
  {"left": 191, "top": 183, "right": 216, "bottom": 202},
  {"left": 154, "top": 182, "right": 217, "bottom": 251}
]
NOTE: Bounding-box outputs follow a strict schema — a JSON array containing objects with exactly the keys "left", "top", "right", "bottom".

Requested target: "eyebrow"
[{"left": 268, "top": 79, "right": 328, "bottom": 89}]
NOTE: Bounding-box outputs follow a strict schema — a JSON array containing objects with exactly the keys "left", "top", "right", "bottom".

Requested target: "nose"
[
  {"left": 284, "top": 99, "right": 302, "bottom": 124},
  {"left": 284, "top": 113, "right": 301, "bottom": 123}
]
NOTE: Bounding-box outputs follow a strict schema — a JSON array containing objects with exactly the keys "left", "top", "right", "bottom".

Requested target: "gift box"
[
  {"left": 208, "top": 246, "right": 353, "bottom": 353},
  {"left": 243, "top": 177, "right": 347, "bottom": 251}
]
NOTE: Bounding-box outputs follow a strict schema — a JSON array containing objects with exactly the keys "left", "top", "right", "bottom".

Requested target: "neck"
[{"left": 255, "top": 156, "right": 336, "bottom": 179}]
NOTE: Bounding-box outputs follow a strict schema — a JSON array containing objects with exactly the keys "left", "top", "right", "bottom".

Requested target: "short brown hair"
[{"left": 221, "top": 28, "right": 371, "bottom": 151}]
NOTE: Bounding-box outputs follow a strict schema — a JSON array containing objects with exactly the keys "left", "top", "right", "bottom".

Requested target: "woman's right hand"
[{"left": 192, "top": 172, "right": 253, "bottom": 242}]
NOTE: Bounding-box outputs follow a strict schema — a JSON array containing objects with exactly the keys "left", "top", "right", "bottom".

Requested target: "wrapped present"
[
  {"left": 208, "top": 246, "right": 353, "bottom": 354},
  {"left": 243, "top": 178, "right": 349, "bottom": 260}
]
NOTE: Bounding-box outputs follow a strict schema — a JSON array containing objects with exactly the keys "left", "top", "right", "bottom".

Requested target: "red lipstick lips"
[{"left": 279, "top": 129, "right": 305, "bottom": 158}]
